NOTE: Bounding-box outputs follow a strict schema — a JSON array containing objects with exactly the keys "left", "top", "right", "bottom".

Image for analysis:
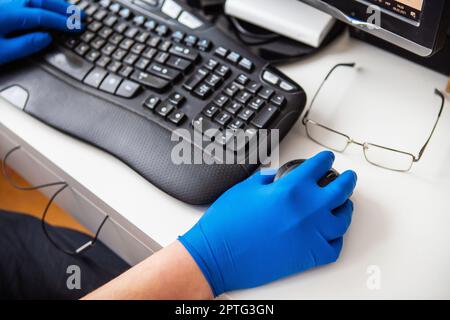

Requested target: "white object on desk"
[{"left": 224, "top": 0, "right": 335, "bottom": 48}]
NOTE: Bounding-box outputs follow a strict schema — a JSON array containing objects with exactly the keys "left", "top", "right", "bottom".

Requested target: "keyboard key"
[
  {"left": 193, "top": 83, "right": 212, "bottom": 99},
  {"left": 143, "top": 95, "right": 160, "bottom": 110},
  {"left": 246, "top": 81, "right": 261, "bottom": 94},
  {"left": 214, "top": 112, "right": 232, "bottom": 126},
  {"left": 166, "top": 56, "right": 192, "bottom": 72},
  {"left": 156, "top": 102, "right": 176, "bottom": 117},
  {"left": 85, "top": 50, "right": 101, "bottom": 62},
  {"left": 112, "top": 48, "right": 127, "bottom": 61},
  {"left": 172, "top": 31, "right": 185, "bottom": 43},
  {"left": 248, "top": 97, "right": 265, "bottom": 111},
  {"left": 184, "top": 35, "right": 198, "bottom": 47},
  {"left": 228, "top": 118, "right": 245, "bottom": 130},
  {"left": 109, "top": 2, "right": 120, "bottom": 13},
  {"left": 91, "top": 37, "right": 106, "bottom": 50},
  {"left": 81, "top": 31, "right": 95, "bottom": 43},
  {"left": 224, "top": 83, "right": 239, "bottom": 97},
  {"left": 226, "top": 51, "right": 240, "bottom": 64},
  {"left": 168, "top": 111, "right": 186, "bottom": 125},
  {"left": 156, "top": 24, "right": 169, "bottom": 36},
  {"left": 162, "top": 0, "right": 182, "bottom": 19},
  {"left": 158, "top": 40, "right": 172, "bottom": 52},
  {"left": 271, "top": 94, "right": 286, "bottom": 107},
  {"left": 251, "top": 105, "right": 278, "bottom": 128},
  {"left": 108, "top": 33, "right": 123, "bottom": 45},
  {"left": 203, "top": 103, "right": 219, "bottom": 118},
  {"left": 144, "top": 19, "right": 157, "bottom": 31},
  {"left": 119, "top": 8, "right": 132, "bottom": 19},
  {"left": 238, "top": 108, "right": 255, "bottom": 122},
  {"left": 100, "top": 73, "right": 122, "bottom": 94},
  {"left": 114, "top": 22, "right": 128, "bottom": 34},
  {"left": 148, "top": 63, "right": 180, "bottom": 81},
  {"left": 262, "top": 70, "right": 279, "bottom": 85},
  {"left": 83, "top": 68, "right": 107, "bottom": 88},
  {"left": 235, "top": 90, "right": 252, "bottom": 104},
  {"left": 204, "top": 58, "right": 219, "bottom": 71},
  {"left": 99, "top": 27, "right": 113, "bottom": 39},
  {"left": 103, "top": 15, "right": 118, "bottom": 27},
  {"left": 96, "top": 55, "right": 111, "bottom": 68},
  {"left": 116, "top": 80, "right": 141, "bottom": 98},
  {"left": 101, "top": 43, "right": 116, "bottom": 56},
  {"left": 169, "top": 44, "right": 199, "bottom": 61},
  {"left": 214, "top": 46, "right": 228, "bottom": 58},
  {"left": 169, "top": 92, "right": 185, "bottom": 106},
  {"left": 135, "top": 57, "right": 150, "bottom": 70},
  {"left": 107, "top": 60, "right": 122, "bottom": 73},
  {"left": 118, "top": 65, "right": 134, "bottom": 77},
  {"left": 87, "top": 21, "right": 102, "bottom": 32},
  {"left": 183, "top": 68, "right": 208, "bottom": 91},
  {"left": 147, "top": 36, "right": 161, "bottom": 48},
  {"left": 239, "top": 58, "right": 254, "bottom": 72},
  {"left": 258, "top": 87, "right": 274, "bottom": 100},
  {"left": 75, "top": 43, "right": 90, "bottom": 56},
  {"left": 154, "top": 52, "right": 170, "bottom": 64},
  {"left": 131, "top": 70, "right": 170, "bottom": 91},
  {"left": 214, "top": 94, "right": 229, "bottom": 108},
  {"left": 131, "top": 43, "right": 146, "bottom": 54},
  {"left": 205, "top": 74, "right": 222, "bottom": 89},
  {"left": 236, "top": 74, "right": 249, "bottom": 85},
  {"left": 125, "top": 27, "right": 139, "bottom": 39},
  {"left": 225, "top": 102, "right": 243, "bottom": 115},
  {"left": 120, "top": 38, "right": 134, "bottom": 50},
  {"left": 135, "top": 31, "right": 150, "bottom": 43},
  {"left": 215, "top": 65, "right": 230, "bottom": 78},
  {"left": 142, "top": 47, "right": 157, "bottom": 60},
  {"left": 178, "top": 11, "right": 203, "bottom": 29},
  {"left": 124, "top": 53, "right": 139, "bottom": 65},
  {"left": 197, "top": 39, "right": 211, "bottom": 52}
]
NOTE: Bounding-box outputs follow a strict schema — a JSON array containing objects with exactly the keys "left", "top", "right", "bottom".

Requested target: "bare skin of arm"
[{"left": 82, "top": 241, "right": 213, "bottom": 300}]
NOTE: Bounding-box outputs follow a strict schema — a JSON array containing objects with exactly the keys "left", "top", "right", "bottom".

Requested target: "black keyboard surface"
[{"left": 21, "top": 0, "right": 307, "bottom": 204}]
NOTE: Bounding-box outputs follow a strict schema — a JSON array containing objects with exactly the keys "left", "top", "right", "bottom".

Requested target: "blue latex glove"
[
  {"left": 179, "top": 151, "right": 357, "bottom": 296},
  {"left": 0, "top": 0, "right": 82, "bottom": 65}
]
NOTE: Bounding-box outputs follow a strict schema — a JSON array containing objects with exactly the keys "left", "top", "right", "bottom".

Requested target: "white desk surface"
[{"left": 1, "top": 33, "right": 449, "bottom": 299}]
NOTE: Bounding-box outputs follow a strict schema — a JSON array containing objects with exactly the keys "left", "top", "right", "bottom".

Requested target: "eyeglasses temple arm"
[
  {"left": 415, "top": 89, "right": 445, "bottom": 162},
  {"left": 302, "top": 63, "right": 356, "bottom": 125}
]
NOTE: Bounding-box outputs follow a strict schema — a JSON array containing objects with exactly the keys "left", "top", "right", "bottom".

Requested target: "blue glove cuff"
[{"left": 178, "top": 223, "right": 225, "bottom": 297}]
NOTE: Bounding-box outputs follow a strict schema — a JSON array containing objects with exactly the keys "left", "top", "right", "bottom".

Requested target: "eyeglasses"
[{"left": 302, "top": 63, "right": 446, "bottom": 172}]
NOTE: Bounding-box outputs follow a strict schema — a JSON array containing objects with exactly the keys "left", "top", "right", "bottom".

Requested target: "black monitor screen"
[{"left": 363, "top": 0, "right": 424, "bottom": 23}]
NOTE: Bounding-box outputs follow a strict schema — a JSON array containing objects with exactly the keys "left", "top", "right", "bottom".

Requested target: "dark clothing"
[{"left": 0, "top": 210, "right": 130, "bottom": 300}]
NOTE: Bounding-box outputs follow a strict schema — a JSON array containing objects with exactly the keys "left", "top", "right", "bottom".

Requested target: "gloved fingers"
[
  {"left": 1, "top": 8, "right": 72, "bottom": 35},
  {"left": 249, "top": 168, "right": 277, "bottom": 185},
  {"left": 323, "top": 170, "right": 357, "bottom": 210},
  {"left": 312, "top": 231, "right": 341, "bottom": 264},
  {"left": 0, "top": 32, "right": 52, "bottom": 65},
  {"left": 281, "top": 151, "right": 335, "bottom": 186},
  {"left": 27, "top": 0, "right": 73, "bottom": 16},
  {"left": 329, "top": 237, "right": 343, "bottom": 259},
  {"left": 316, "top": 200, "right": 353, "bottom": 240}
]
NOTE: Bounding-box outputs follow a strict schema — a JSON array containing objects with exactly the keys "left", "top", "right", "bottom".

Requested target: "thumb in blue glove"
[
  {"left": 0, "top": 0, "right": 83, "bottom": 65},
  {"left": 179, "top": 151, "right": 357, "bottom": 296}
]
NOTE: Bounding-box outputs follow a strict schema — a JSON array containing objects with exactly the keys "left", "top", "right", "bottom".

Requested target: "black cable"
[{"left": 2, "top": 146, "right": 109, "bottom": 256}]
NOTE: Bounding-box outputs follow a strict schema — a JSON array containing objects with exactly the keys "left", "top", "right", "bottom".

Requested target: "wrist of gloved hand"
[{"left": 179, "top": 151, "right": 357, "bottom": 296}]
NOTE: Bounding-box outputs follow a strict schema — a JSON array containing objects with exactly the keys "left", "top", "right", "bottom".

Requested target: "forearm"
[{"left": 82, "top": 241, "right": 213, "bottom": 300}]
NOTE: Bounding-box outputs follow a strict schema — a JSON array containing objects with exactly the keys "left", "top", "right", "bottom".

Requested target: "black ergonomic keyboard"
[{"left": 0, "top": 0, "right": 306, "bottom": 204}]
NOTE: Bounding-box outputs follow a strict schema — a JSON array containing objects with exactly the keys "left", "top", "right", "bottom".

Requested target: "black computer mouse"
[{"left": 274, "top": 159, "right": 340, "bottom": 187}]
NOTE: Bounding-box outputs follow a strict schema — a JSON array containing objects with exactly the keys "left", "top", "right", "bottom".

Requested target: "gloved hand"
[
  {"left": 179, "top": 151, "right": 357, "bottom": 296},
  {"left": 0, "top": 0, "right": 82, "bottom": 65}
]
